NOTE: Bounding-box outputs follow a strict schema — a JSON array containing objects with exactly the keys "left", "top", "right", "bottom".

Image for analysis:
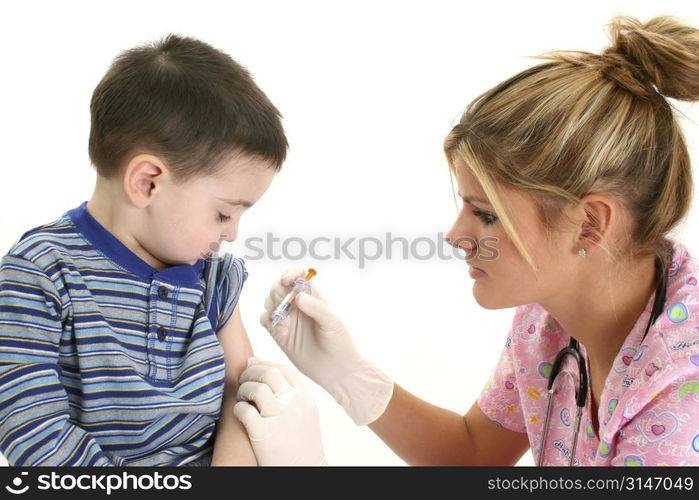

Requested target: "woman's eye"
[
  {"left": 473, "top": 209, "right": 497, "bottom": 226},
  {"left": 218, "top": 213, "right": 231, "bottom": 223}
]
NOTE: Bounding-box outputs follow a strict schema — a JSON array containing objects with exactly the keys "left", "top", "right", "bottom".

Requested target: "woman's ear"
[
  {"left": 576, "top": 194, "right": 614, "bottom": 253},
  {"left": 123, "top": 154, "right": 167, "bottom": 208}
]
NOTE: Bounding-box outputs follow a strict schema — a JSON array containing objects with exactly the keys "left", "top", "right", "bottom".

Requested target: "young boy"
[{"left": 0, "top": 33, "right": 287, "bottom": 466}]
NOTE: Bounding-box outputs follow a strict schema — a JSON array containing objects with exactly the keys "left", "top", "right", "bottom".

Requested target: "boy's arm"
[
  {"left": 210, "top": 304, "right": 258, "bottom": 465},
  {"left": 0, "top": 255, "right": 116, "bottom": 466}
]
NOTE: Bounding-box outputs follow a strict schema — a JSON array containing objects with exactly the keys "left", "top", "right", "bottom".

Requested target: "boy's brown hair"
[{"left": 88, "top": 33, "right": 287, "bottom": 181}]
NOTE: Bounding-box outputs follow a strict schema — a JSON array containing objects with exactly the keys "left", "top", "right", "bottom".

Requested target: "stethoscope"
[{"left": 537, "top": 255, "right": 668, "bottom": 466}]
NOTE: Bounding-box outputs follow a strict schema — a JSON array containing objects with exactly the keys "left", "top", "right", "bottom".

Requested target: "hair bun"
[{"left": 602, "top": 15, "right": 699, "bottom": 101}]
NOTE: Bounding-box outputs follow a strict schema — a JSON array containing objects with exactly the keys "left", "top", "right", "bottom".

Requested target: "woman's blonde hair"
[{"left": 444, "top": 15, "right": 697, "bottom": 274}]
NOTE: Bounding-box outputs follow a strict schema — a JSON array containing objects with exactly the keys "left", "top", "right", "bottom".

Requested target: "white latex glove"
[
  {"left": 260, "top": 268, "right": 393, "bottom": 426},
  {"left": 233, "top": 358, "right": 326, "bottom": 466}
]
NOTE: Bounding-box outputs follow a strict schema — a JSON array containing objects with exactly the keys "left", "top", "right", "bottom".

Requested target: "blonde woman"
[{"left": 234, "top": 15, "right": 699, "bottom": 466}]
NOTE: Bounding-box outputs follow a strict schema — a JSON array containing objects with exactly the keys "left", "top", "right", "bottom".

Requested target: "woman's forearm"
[{"left": 367, "top": 383, "right": 476, "bottom": 465}]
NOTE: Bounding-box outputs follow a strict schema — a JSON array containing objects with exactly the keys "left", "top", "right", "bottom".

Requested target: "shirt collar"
[{"left": 67, "top": 201, "right": 205, "bottom": 286}]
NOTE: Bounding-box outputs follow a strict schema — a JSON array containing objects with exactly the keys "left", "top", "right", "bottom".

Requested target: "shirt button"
[
  {"left": 157, "top": 286, "right": 169, "bottom": 299},
  {"left": 157, "top": 326, "right": 167, "bottom": 341}
]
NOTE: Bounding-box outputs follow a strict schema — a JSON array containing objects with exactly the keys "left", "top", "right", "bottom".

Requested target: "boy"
[{"left": 0, "top": 33, "right": 287, "bottom": 466}]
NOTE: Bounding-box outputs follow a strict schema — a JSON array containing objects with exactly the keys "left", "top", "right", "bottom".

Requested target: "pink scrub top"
[{"left": 478, "top": 237, "right": 699, "bottom": 466}]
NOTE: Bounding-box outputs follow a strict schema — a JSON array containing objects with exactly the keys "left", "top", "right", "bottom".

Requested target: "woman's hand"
[
  {"left": 260, "top": 268, "right": 393, "bottom": 425},
  {"left": 233, "top": 358, "right": 326, "bottom": 465}
]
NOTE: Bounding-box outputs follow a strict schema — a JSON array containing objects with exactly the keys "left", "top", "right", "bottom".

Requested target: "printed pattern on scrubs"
[{"left": 478, "top": 237, "right": 699, "bottom": 466}]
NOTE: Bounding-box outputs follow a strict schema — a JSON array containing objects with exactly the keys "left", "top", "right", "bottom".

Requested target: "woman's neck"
[{"left": 540, "top": 253, "right": 659, "bottom": 381}]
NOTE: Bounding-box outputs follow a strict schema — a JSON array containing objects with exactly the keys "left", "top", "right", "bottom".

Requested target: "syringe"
[{"left": 271, "top": 269, "right": 317, "bottom": 327}]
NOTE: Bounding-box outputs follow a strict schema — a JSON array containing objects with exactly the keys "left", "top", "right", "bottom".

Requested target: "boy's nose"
[{"left": 220, "top": 232, "right": 236, "bottom": 243}]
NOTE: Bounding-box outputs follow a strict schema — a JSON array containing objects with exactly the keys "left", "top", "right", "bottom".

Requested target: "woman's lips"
[
  {"left": 466, "top": 261, "right": 486, "bottom": 272},
  {"left": 468, "top": 265, "right": 486, "bottom": 279}
]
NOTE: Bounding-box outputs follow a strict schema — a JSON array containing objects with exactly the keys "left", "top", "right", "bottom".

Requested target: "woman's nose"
[{"left": 446, "top": 219, "right": 476, "bottom": 252}]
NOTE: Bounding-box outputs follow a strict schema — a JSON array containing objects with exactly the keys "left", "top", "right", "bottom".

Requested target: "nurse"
[{"left": 234, "top": 15, "right": 699, "bottom": 466}]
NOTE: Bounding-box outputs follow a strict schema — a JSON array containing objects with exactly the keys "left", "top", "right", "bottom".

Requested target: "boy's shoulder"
[
  {"left": 203, "top": 252, "right": 248, "bottom": 302},
  {"left": 5, "top": 208, "right": 83, "bottom": 267}
]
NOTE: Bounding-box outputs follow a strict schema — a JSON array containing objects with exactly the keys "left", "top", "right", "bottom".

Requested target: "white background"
[{"left": 1, "top": 0, "right": 697, "bottom": 466}]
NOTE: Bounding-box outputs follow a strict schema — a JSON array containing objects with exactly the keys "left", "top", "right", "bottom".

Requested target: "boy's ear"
[{"left": 123, "top": 154, "right": 166, "bottom": 208}]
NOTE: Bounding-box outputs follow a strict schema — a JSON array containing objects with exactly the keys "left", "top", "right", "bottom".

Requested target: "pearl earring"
[{"left": 578, "top": 248, "right": 587, "bottom": 258}]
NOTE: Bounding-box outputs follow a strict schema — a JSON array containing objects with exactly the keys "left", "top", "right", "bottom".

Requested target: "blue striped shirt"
[{"left": 0, "top": 201, "right": 247, "bottom": 466}]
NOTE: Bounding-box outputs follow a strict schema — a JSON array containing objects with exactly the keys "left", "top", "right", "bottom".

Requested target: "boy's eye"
[
  {"left": 473, "top": 209, "right": 497, "bottom": 226},
  {"left": 218, "top": 213, "right": 231, "bottom": 223}
]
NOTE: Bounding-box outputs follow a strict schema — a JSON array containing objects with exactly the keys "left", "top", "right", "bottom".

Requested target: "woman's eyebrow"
[
  {"left": 457, "top": 192, "right": 492, "bottom": 206},
  {"left": 217, "top": 197, "right": 253, "bottom": 208}
]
